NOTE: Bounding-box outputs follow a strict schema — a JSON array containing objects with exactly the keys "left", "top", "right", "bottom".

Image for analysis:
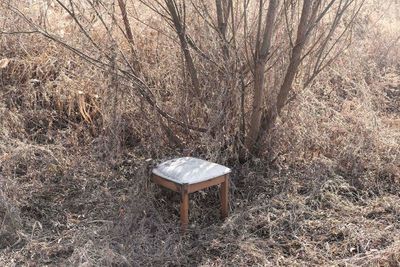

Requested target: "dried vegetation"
[{"left": 0, "top": 0, "right": 399, "bottom": 266}]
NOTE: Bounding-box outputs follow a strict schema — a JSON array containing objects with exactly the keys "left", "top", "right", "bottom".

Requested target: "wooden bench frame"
[{"left": 152, "top": 173, "right": 229, "bottom": 231}]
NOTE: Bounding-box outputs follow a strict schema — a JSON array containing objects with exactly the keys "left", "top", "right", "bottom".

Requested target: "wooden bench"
[{"left": 152, "top": 157, "right": 231, "bottom": 231}]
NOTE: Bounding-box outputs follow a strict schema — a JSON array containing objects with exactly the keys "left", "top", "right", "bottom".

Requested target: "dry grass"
[{"left": 1, "top": 0, "right": 399, "bottom": 266}]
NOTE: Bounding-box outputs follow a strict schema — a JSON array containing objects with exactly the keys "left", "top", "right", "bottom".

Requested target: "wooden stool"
[{"left": 151, "top": 157, "right": 231, "bottom": 231}]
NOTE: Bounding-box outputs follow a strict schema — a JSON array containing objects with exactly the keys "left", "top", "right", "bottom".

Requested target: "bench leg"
[
  {"left": 180, "top": 184, "right": 189, "bottom": 231},
  {"left": 220, "top": 174, "right": 229, "bottom": 219}
]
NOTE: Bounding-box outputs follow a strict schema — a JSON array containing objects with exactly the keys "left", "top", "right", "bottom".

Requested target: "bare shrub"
[{"left": 0, "top": 0, "right": 399, "bottom": 266}]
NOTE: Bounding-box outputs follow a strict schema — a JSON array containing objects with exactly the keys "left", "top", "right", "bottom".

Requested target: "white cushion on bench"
[{"left": 152, "top": 157, "right": 231, "bottom": 184}]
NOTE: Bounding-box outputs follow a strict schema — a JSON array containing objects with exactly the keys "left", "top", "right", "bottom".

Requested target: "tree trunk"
[
  {"left": 247, "top": 60, "right": 267, "bottom": 149},
  {"left": 117, "top": 0, "right": 140, "bottom": 72},
  {"left": 276, "top": 0, "right": 312, "bottom": 113},
  {"left": 215, "top": 0, "right": 231, "bottom": 59},
  {"left": 165, "top": 0, "right": 201, "bottom": 97},
  {"left": 252, "top": 0, "right": 313, "bottom": 154},
  {"left": 246, "top": 0, "right": 278, "bottom": 152}
]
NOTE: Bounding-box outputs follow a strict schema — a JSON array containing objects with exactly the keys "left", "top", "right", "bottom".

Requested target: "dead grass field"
[{"left": 0, "top": 0, "right": 399, "bottom": 266}]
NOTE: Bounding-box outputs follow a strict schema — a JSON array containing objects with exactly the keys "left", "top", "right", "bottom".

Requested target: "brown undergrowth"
[{"left": 1, "top": 0, "right": 399, "bottom": 266}]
